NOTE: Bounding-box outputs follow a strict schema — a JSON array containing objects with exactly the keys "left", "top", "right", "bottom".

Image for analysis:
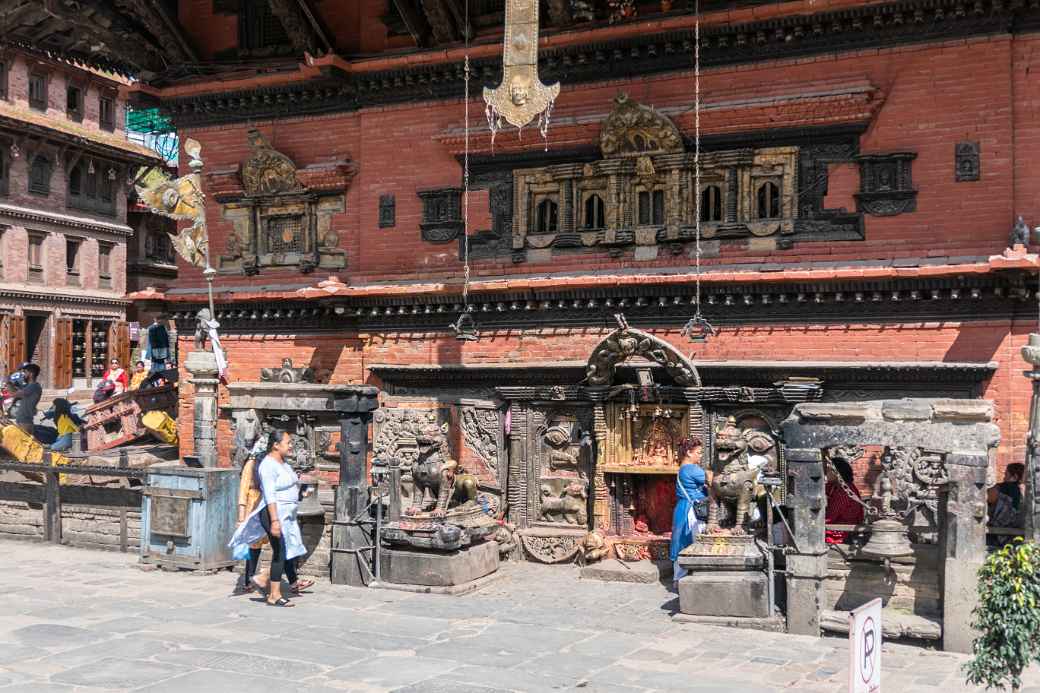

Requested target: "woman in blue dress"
[{"left": 670, "top": 436, "right": 711, "bottom": 585}]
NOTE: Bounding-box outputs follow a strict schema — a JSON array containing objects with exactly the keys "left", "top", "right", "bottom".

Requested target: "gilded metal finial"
[{"left": 483, "top": 0, "right": 560, "bottom": 144}]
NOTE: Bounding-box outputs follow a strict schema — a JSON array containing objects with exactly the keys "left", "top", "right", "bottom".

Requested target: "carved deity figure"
[
  {"left": 707, "top": 417, "right": 762, "bottom": 533},
  {"left": 260, "top": 358, "right": 315, "bottom": 384},
  {"left": 633, "top": 417, "right": 680, "bottom": 467},
  {"left": 232, "top": 409, "right": 262, "bottom": 466},
  {"left": 544, "top": 423, "right": 580, "bottom": 471},
  {"left": 405, "top": 423, "right": 478, "bottom": 517},
  {"left": 241, "top": 129, "right": 301, "bottom": 197}
]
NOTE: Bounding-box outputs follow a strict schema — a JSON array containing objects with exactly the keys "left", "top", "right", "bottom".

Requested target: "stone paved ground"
[{"left": 1, "top": 539, "right": 1038, "bottom": 693}]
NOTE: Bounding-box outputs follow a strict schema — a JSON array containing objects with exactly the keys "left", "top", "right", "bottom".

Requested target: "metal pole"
[{"left": 765, "top": 493, "right": 775, "bottom": 618}]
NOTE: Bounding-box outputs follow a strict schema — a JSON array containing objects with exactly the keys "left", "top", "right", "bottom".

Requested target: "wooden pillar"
[{"left": 506, "top": 404, "right": 527, "bottom": 527}]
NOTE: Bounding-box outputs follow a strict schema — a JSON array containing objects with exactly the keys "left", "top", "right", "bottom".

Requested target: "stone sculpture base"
[
  {"left": 677, "top": 532, "right": 770, "bottom": 620},
  {"left": 378, "top": 540, "right": 499, "bottom": 588},
  {"left": 580, "top": 559, "right": 672, "bottom": 584}
]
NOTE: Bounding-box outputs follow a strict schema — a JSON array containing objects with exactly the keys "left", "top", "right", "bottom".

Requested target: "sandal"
[
  {"left": 231, "top": 583, "right": 255, "bottom": 596},
  {"left": 291, "top": 579, "right": 315, "bottom": 594},
  {"left": 250, "top": 576, "right": 270, "bottom": 596},
  {"left": 267, "top": 597, "right": 294, "bottom": 607}
]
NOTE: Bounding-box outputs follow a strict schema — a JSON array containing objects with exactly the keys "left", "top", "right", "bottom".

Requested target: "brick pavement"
[{"left": 1, "top": 539, "right": 1038, "bottom": 693}]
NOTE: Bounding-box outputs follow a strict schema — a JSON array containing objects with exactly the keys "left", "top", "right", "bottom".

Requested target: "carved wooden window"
[
  {"left": 700, "top": 185, "right": 722, "bottom": 222},
  {"left": 99, "top": 242, "right": 112, "bottom": 288},
  {"left": 536, "top": 198, "right": 558, "bottom": 233},
  {"left": 265, "top": 215, "right": 305, "bottom": 254},
  {"left": 239, "top": 1, "right": 290, "bottom": 50},
  {"left": 146, "top": 228, "right": 175, "bottom": 265},
  {"left": 28, "top": 155, "right": 51, "bottom": 196},
  {"left": 0, "top": 61, "right": 7, "bottom": 100},
  {"left": 29, "top": 72, "right": 47, "bottom": 111},
  {"left": 756, "top": 181, "right": 781, "bottom": 219},
  {"left": 68, "top": 161, "right": 115, "bottom": 216},
  {"left": 99, "top": 95, "right": 115, "bottom": 131},
  {"left": 27, "top": 232, "right": 43, "bottom": 283},
  {"left": 66, "top": 238, "right": 81, "bottom": 285},
  {"left": 583, "top": 194, "right": 605, "bottom": 230},
  {"left": 638, "top": 190, "right": 665, "bottom": 226},
  {"left": 66, "top": 85, "right": 83, "bottom": 121}
]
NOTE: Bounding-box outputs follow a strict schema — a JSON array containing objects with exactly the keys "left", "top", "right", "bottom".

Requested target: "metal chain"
[
  {"left": 693, "top": 0, "right": 702, "bottom": 315},
  {"left": 824, "top": 458, "right": 879, "bottom": 518}
]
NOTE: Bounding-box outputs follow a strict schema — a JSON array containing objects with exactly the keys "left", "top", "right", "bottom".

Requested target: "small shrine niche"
[{"left": 211, "top": 129, "right": 355, "bottom": 275}]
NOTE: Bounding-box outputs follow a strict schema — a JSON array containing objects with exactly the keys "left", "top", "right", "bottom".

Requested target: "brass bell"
[
  {"left": 451, "top": 311, "right": 479, "bottom": 341},
  {"left": 297, "top": 481, "right": 325, "bottom": 517},
  {"left": 859, "top": 517, "right": 914, "bottom": 560}
]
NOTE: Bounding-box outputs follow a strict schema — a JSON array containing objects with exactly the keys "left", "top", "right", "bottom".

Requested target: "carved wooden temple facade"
[{"left": 20, "top": 0, "right": 1040, "bottom": 650}]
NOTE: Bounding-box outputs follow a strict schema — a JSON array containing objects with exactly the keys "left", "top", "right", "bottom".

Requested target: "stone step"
[{"left": 821, "top": 608, "right": 942, "bottom": 641}]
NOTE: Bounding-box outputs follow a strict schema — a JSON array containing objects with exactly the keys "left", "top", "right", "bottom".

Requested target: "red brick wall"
[
  {"left": 179, "top": 318, "right": 1032, "bottom": 479},
  {"left": 175, "top": 35, "right": 1036, "bottom": 288}
]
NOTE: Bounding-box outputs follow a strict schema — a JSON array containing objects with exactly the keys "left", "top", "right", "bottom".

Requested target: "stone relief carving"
[
  {"left": 260, "top": 357, "right": 315, "bottom": 384},
  {"left": 539, "top": 481, "right": 588, "bottom": 525},
  {"left": 460, "top": 407, "right": 501, "bottom": 477},
  {"left": 373, "top": 409, "right": 440, "bottom": 470},
  {"left": 585, "top": 315, "right": 700, "bottom": 388},
  {"left": 520, "top": 532, "right": 583, "bottom": 563},
  {"left": 955, "top": 141, "right": 980, "bottom": 182},
  {"left": 231, "top": 408, "right": 262, "bottom": 466}
]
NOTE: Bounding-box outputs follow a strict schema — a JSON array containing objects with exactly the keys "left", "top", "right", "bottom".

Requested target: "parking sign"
[{"left": 849, "top": 598, "right": 882, "bottom": 693}]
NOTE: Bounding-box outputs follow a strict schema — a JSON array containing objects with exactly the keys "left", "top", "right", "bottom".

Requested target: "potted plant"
[{"left": 964, "top": 539, "right": 1040, "bottom": 692}]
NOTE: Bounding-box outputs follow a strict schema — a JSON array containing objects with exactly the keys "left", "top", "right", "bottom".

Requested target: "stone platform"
[
  {"left": 377, "top": 539, "right": 499, "bottom": 588},
  {"left": 580, "top": 559, "right": 672, "bottom": 584}
]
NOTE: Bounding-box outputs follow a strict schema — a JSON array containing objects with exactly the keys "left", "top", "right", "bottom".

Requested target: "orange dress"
[{"left": 238, "top": 458, "right": 268, "bottom": 549}]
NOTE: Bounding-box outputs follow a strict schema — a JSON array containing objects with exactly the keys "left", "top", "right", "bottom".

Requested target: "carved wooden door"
[
  {"left": 107, "top": 321, "right": 131, "bottom": 370},
  {"left": 52, "top": 318, "right": 73, "bottom": 390},
  {"left": 6, "top": 314, "right": 25, "bottom": 376}
]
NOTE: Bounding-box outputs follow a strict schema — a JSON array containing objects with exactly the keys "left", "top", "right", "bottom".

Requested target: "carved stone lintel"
[
  {"left": 600, "top": 92, "right": 684, "bottom": 158},
  {"left": 520, "top": 528, "right": 584, "bottom": 563},
  {"left": 586, "top": 316, "right": 700, "bottom": 387}
]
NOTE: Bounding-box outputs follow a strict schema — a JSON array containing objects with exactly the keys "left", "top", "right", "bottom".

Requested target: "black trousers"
[
  {"left": 259, "top": 506, "right": 286, "bottom": 585},
  {"left": 245, "top": 547, "right": 262, "bottom": 581},
  {"left": 259, "top": 506, "right": 299, "bottom": 585}
]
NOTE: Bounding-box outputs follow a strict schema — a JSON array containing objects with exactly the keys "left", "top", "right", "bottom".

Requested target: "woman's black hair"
[
  {"left": 832, "top": 459, "right": 855, "bottom": 486},
  {"left": 52, "top": 398, "right": 72, "bottom": 417},
  {"left": 265, "top": 428, "right": 289, "bottom": 454}
]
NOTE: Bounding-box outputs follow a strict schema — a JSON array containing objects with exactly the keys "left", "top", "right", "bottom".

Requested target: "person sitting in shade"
[
  {"left": 824, "top": 459, "right": 865, "bottom": 545},
  {"left": 129, "top": 361, "right": 149, "bottom": 390},
  {"left": 670, "top": 436, "right": 711, "bottom": 586}
]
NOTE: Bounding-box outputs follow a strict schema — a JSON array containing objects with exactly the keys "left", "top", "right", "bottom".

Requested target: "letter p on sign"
[{"left": 849, "top": 598, "right": 882, "bottom": 693}]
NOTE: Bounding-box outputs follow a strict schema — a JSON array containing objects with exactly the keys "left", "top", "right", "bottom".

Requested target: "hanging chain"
[
  {"left": 462, "top": 0, "right": 471, "bottom": 311},
  {"left": 825, "top": 458, "right": 879, "bottom": 519},
  {"left": 694, "top": 0, "right": 702, "bottom": 316}
]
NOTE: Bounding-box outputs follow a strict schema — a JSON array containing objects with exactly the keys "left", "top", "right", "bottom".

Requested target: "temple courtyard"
[{"left": 0, "top": 540, "right": 1032, "bottom": 692}]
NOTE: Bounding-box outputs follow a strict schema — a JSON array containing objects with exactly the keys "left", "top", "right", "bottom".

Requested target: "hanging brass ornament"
[{"left": 484, "top": 0, "right": 560, "bottom": 146}]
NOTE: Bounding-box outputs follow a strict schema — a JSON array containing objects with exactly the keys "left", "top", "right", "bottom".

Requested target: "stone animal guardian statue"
[
  {"left": 232, "top": 409, "right": 262, "bottom": 466},
  {"left": 539, "top": 482, "right": 588, "bottom": 525},
  {"left": 707, "top": 417, "right": 764, "bottom": 533},
  {"left": 405, "top": 423, "right": 478, "bottom": 517}
]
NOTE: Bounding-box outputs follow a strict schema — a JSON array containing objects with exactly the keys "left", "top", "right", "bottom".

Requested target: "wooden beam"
[
  {"left": 267, "top": 0, "right": 325, "bottom": 56},
  {"left": 391, "top": 0, "right": 432, "bottom": 47},
  {"left": 421, "top": 0, "right": 460, "bottom": 44}
]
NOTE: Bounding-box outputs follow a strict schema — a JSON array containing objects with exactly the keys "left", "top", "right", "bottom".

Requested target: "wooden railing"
[{"left": 0, "top": 451, "right": 146, "bottom": 551}]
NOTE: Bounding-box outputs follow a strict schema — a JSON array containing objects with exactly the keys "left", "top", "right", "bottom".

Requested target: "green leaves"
[{"left": 964, "top": 539, "right": 1040, "bottom": 692}]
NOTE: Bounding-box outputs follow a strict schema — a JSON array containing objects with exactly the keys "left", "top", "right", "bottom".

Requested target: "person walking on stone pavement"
[{"left": 229, "top": 429, "right": 313, "bottom": 606}]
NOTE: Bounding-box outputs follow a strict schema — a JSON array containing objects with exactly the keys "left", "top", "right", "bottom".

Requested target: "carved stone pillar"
[
  {"left": 940, "top": 452, "right": 989, "bottom": 653},
  {"left": 1022, "top": 333, "right": 1040, "bottom": 543},
  {"left": 561, "top": 179, "right": 575, "bottom": 233},
  {"left": 329, "top": 387, "right": 380, "bottom": 587},
  {"left": 592, "top": 402, "right": 609, "bottom": 530},
  {"left": 507, "top": 404, "right": 528, "bottom": 527},
  {"left": 725, "top": 167, "right": 739, "bottom": 223},
  {"left": 184, "top": 349, "right": 219, "bottom": 467},
  {"left": 784, "top": 446, "right": 827, "bottom": 636}
]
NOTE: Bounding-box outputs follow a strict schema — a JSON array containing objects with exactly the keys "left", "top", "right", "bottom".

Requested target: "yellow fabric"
[
  {"left": 56, "top": 414, "right": 79, "bottom": 437},
  {"left": 0, "top": 424, "right": 72, "bottom": 483},
  {"left": 141, "top": 410, "right": 178, "bottom": 445},
  {"left": 129, "top": 372, "right": 148, "bottom": 390}
]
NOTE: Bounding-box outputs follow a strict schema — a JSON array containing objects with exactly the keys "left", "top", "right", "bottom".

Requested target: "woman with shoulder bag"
[{"left": 669, "top": 436, "right": 711, "bottom": 587}]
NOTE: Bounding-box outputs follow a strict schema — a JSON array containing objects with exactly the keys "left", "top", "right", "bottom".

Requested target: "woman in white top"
[{"left": 229, "top": 429, "right": 305, "bottom": 607}]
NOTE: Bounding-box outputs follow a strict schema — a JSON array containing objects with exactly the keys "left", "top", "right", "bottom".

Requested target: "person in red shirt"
[
  {"left": 101, "top": 358, "right": 129, "bottom": 396},
  {"left": 825, "top": 459, "right": 865, "bottom": 545}
]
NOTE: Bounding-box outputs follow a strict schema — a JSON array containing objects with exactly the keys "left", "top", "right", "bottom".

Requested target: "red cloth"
[
  {"left": 102, "top": 368, "right": 129, "bottom": 394},
  {"left": 825, "top": 480, "right": 865, "bottom": 544}
]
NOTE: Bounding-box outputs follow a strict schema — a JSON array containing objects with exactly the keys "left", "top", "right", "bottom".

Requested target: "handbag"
[{"left": 677, "top": 474, "right": 707, "bottom": 535}]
